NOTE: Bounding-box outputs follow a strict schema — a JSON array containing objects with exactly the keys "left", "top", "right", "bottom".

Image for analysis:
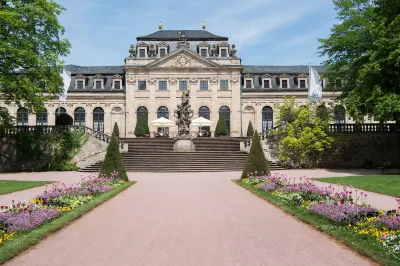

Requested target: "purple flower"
[{"left": 0, "top": 209, "right": 60, "bottom": 232}]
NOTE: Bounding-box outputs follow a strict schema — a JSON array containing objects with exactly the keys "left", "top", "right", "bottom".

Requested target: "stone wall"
[{"left": 320, "top": 132, "right": 399, "bottom": 168}]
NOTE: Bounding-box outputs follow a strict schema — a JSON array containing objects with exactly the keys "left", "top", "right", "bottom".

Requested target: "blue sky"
[{"left": 56, "top": 0, "right": 337, "bottom": 66}]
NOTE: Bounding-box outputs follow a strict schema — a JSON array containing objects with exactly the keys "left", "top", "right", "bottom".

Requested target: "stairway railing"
[{"left": 0, "top": 125, "right": 125, "bottom": 149}]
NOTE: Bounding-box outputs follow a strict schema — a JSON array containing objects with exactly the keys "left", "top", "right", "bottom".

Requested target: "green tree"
[
  {"left": 270, "top": 97, "right": 334, "bottom": 168},
  {"left": 241, "top": 130, "right": 270, "bottom": 178},
  {"left": 0, "top": 0, "right": 71, "bottom": 126},
  {"left": 214, "top": 115, "right": 228, "bottom": 137},
  {"left": 134, "top": 117, "right": 144, "bottom": 137},
  {"left": 100, "top": 129, "right": 128, "bottom": 181},
  {"left": 113, "top": 122, "right": 119, "bottom": 138},
  {"left": 142, "top": 117, "right": 150, "bottom": 135},
  {"left": 319, "top": 0, "right": 400, "bottom": 122},
  {"left": 246, "top": 121, "right": 254, "bottom": 137}
]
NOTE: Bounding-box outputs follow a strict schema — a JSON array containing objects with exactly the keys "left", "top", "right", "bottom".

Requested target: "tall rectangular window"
[
  {"left": 159, "top": 48, "right": 166, "bottom": 57},
  {"left": 159, "top": 80, "right": 167, "bottom": 90},
  {"left": 179, "top": 80, "right": 187, "bottom": 90},
  {"left": 95, "top": 80, "right": 102, "bottom": 89},
  {"left": 245, "top": 80, "right": 252, "bottom": 88},
  {"left": 138, "top": 81, "right": 146, "bottom": 90},
  {"left": 221, "top": 49, "right": 227, "bottom": 57},
  {"left": 220, "top": 80, "right": 229, "bottom": 90},
  {"left": 139, "top": 49, "right": 146, "bottom": 58},
  {"left": 200, "top": 80, "right": 208, "bottom": 90},
  {"left": 263, "top": 80, "right": 270, "bottom": 89},
  {"left": 77, "top": 80, "right": 83, "bottom": 89},
  {"left": 114, "top": 80, "right": 121, "bottom": 89},
  {"left": 282, "top": 80, "right": 288, "bottom": 88},
  {"left": 201, "top": 49, "right": 207, "bottom": 57},
  {"left": 299, "top": 80, "right": 306, "bottom": 88}
]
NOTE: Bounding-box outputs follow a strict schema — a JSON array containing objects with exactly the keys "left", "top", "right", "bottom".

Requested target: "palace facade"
[{"left": 1, "top": 28, "right": 344, "bottom": 137}]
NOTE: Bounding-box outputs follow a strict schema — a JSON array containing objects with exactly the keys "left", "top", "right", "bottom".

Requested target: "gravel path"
[{"left": 4, "top": 172, "right": 373, "bottom": 266}]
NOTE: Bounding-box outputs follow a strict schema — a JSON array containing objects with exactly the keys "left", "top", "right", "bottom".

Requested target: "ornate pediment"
[
  {"left": 198, "top": 41, "right": 210, "bottom": 47},
  {"left": 93, "top": 74, "right": 104, "bottom": 79},
  {"left": 146, "top": 49, "right": 219, "bottom": 68},
  {"left": 157, "top": 41, "right": 169, "bottom": 47},
  {"left": 112, "top": 74, "right": 123, "bottom": 79},
  {"left": 243, "top": 73, "right": 253, "bottom": 79},
  {"left": 75, "top": 74, "right": 86, "bottom": 80},
  {"left": 279, "top": 73, "right": 290, "bottom": 78},
  {"left": 137, "top": 42, "right": 149, "bottom": 47},
  {"left": 218, "top": 42, "right": 229, "bottom": 47},
  {"left": 297, "top": 73, "right": 308, "bottom": 78},
  {"left": 260, "top": 74, "right": 272, "bottom": 78}
]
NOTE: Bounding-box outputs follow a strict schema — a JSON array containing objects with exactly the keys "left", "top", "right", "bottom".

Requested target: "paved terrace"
[{"left": 0, "top": 170, "right": 379, "bottom": 266}]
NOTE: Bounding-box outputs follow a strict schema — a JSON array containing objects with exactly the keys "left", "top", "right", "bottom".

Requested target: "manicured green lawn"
[
  {"left": 0, "top": 180, "right": 54, "bottom": 195},
  {"left": 314, "top": 175, "right": 400, "bottom": 198}
]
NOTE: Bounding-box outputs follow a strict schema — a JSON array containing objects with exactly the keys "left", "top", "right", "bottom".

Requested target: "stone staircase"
[{"left": 80, "top": 137, "right": 285, "bottom": 172}]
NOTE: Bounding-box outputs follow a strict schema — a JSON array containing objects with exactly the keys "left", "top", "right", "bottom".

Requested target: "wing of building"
[{"left": 2, "top": 28, "right": 344, "bottom": 137}]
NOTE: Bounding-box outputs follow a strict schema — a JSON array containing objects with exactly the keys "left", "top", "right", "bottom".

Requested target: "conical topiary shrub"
[
  {"left": 100, "top": 129, "right": 128, "bottom": 181},
  {"left": 214, "top": 114, "right": 229, "bottom": 137},
  {"left": 113, "top": 122, "right": 120, "bottom": 138},
  {"left": 241, "top": 130, "right": 270, "bottom": 179},
  {"left": 134, "top": 117, "right": 144, "bottom": 137},
  {"left": 143, "top": 118, "right": 150, "bottom": 136},
  {"left": 246, "top": 121, "right": 254, "bottom": 137}
]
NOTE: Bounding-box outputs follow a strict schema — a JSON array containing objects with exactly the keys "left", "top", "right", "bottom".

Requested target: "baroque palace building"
[{"left": 1, "top": 26, "right": 346, "bottom": 137}]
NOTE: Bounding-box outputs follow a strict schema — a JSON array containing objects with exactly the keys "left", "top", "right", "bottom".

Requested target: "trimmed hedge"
[
  {"left": 100, "top": 128, "right": 128, "bottom": 180},
  {"left": 241, "top": 130, "right": 270, "bottom": 178},
  {"left": 214, "top": 115, "right": 229, "bottom": 137}
]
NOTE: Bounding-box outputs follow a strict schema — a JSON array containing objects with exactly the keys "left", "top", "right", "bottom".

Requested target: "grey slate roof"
[
  {"left": 242, "top": 65, "right": 326, "bottom": 74},
  {"left": 137, "top": 30, "right": 228, "bottom": 41},
  {"left": 63, "top": 65, "right": 125, "bottom": 92},
  {"left": 241, "top": 65, "right": 327, "bottom": 91},
  {"left": 64, "top": 65, "right": 124, "bottom": 75}
]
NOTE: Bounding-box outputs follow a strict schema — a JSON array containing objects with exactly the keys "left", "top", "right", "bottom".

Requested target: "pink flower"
[{"left": 381, "top": 234, "right": 387, "bottom": 240}]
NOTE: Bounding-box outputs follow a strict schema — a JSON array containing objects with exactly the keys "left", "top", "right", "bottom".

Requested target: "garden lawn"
[
  {"left": 235, "top": 181, "right": 398, "bottom": 266},
  {"left": 0, "top": 180, "right": 54, "bottom": 195},
  {"left": 0, "top": 181, "right": 134, "bottom": 264},
  {"left": 314, "top": 175, "right": 400, "bottom": 198}
]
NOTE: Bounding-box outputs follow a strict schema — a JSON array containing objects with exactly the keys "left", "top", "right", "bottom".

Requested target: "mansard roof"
[
  {"left": 242, "top": 65, "right": 326, "bottom": 74},
  {"left": 64, "top": 65, "right": 124, "bottom": 75},
  {"left": 137, "top": 30, "right": 228, "bottom": 41}
]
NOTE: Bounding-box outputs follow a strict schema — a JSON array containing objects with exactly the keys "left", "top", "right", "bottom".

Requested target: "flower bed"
[
  {"left": 240, "top": 174, "right": 400, "bottom": 261},
  {"left": 0, "top": 172, "right": 126, "bottom": 246}
]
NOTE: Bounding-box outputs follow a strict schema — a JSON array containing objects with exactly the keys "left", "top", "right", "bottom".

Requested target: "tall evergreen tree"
[
  {"left": 241, "top": 130, "right": 270, "bottom": 179},
  {"left": 113, "top": 122, "right": 119, "bottom": 138},
  {"left": 142, "top": 118, "right": 150, "bottom": 135},
  {"left": 100, "top": 129, "right": 128, "bottom": 181},
  {"left": 134, "top": 117, "right": 144, "bottom": 137},
  {"left": 214, "top": 115, "right": 229, "bottom": 137},
  {"left": 246, "top": 121, "right": 254, "bottom": 137}
]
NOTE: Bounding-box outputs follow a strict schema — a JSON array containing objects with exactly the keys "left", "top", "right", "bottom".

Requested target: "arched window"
[
  {"left": 74, "top": 107, "right": 85, "bottom": 126},
  {"left": 317, "top": 105, "right": 329, "bottom": 120},
  {"left": 199, "top": 106, "right": 210, "bottom": 119},
  {"left": 17, "top": 107, "right": 28, "bottom": 126},
  {"left": 157, "top": 106, "right": 169, "bottom": 134},
  {"left": 93, "top": 107, "right": 104, "bottom": 132},
  {"left": 199, "top": 106, "right": 211, "bottom": 133},
  {"left": 219, "top": 106, "right": 230, "bottom": 135},
  {"left": 262, "top": 106, "right": 273, "bottom": 132},
  {"left": 157, "top": 106, "right": 169, "bottom": 119},
  {"left": 137, "top": 106, "right": 148, "bottom": 121},
  {"left": 36, "top": 108, "right": 48, "bottom": 126},
  {"left": 55, "top": 107, "right": 66, "bottom": 115},
  {"left": 334, "top": 105, "right": 346, "bottom": 124}
]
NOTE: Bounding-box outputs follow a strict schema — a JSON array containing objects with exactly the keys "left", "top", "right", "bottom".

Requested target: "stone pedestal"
[{"left": 173, "top": 139, "right": 195, "bottom": 152}]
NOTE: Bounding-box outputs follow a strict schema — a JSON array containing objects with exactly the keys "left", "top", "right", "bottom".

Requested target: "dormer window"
[
  {"left": 75, "top": 74, "right": 86, "bottom": 89},
  {"left": 77, "top": 80, "right": 83, "bottom": 89},
  {"left": 95, "top": 80, "right": 102, "bottom": 89},
  {"left": 297, "top": 74, "right": 308, "bottom": 89},
  {"left": 201, "top": 48, "right": 208, "bottom": 57},
  {"left": 93, "top": 74, "right": 104, "bottom": 89},
  {"left": 218, "top": 42, "right": 229, "bottom": 58},
  {"left": 261, "top": 74, "right": 272, "bottom": 89},
  {"left": 159, "top": 48, "right": 166, "bottom": 57},
  {"left": 279, "top": 74, "right": 290, "bottom": 89},
  {"left": 114, "top": 81, "right": 121, "bottom": 89},
  {"left": 220, "top": 48, "right": 227, "bottom": 57},
  {"left": 139, "top": 49, "right": 146, "bottom": 58},
  {"left": 137, "top": 42, "right": 149, "bottom": 58},
  {"left": 112, "top": 74, "right": 123, "bottom": 89},
  {"left": 157, "top": 42, "right": 169, "bottom": 58},
  {"left": 198, "top": 42, "right": 210, "bottom": 57},
  {"left": 243, "top": 74, "right": 253, "bottom": 88}
]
